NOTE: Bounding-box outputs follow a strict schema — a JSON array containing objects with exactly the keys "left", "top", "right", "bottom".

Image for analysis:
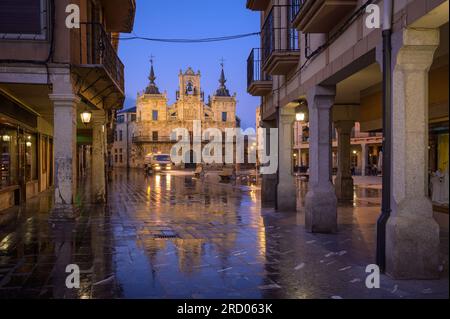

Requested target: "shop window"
[
  {"left": 0, "top": 127, "right": 18, "bottom": 188},
  {"left": 24, "top": 134, "right": 37, "bottom": 181}
]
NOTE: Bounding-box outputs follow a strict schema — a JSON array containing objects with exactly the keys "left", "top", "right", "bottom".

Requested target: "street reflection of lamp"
[{"left": 80, "top": 109, "right": 92, "bottom": 125}]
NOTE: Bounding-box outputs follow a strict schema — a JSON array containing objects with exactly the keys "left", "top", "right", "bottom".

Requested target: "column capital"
[
  {"left": 49, "top": 94, "right": 80, "bottom": 106},
  {"left": 91, "top": 109, "right": 107, "bottom": 125},
  {"left": 307, "top": 85, "right": 336, "bottom": 110},
  {"left": 394, "top": 28, "right": 440, "bottom": 71},
  {"left": 334, "top": 120, "right": 354, "bottom": 132}
]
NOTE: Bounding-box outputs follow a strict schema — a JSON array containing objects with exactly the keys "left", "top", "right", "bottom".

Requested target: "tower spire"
[
  {"left": 145, "top": 56, "right": 160, "bottom": 94},
  {"left": 215, "top": 59, "right": 230, "bottom": 97}
]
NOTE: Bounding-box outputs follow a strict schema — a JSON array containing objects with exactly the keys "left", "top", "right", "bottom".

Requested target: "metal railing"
[
  {"left": 261, "top": 5, "right": 300, "bottom": 66},
  {"left": 247, "top": 48, "right": 272, "bottom": 89},
  {"left": 290, "top": 0, "right": 308, "bottom": 22},
  {"left": 78, "top": 22, "right": 124, "bottom": 92}
]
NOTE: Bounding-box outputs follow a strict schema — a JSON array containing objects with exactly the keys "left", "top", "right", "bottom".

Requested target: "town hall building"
[{"left": 112, "top": 62, "right": 238, "bottom": 168}]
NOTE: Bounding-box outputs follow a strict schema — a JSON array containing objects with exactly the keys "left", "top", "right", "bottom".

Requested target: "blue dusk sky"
[{"left": 118, "top": 0, "right": 261, "bottom": 129}]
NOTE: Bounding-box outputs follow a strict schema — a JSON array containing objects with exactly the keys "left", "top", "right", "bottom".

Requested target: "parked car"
[{"left": 144, "top": 153, "right": 172, "bottom": 174}]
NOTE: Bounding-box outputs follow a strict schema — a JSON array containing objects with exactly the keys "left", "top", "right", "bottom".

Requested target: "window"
[
  {"left": 222, "top": 112, "right": 227, "bottom": 122},
  {"left": 119, "top": 130, "right": 123, "bottom": 141},
  {"left": 0, "top": 0, "right": 46, "bottom": 38},
  {"left": 152, "top": 131, "right": 159, "bottom": 141},
  {"left": 152, "top": 110, "right": 158, "bottom": 121},
  {"left": 119, "top": 155, "right": 123, "bottom": 163},
  {"left": 117, "top": 115, "right": 125, "bottom": 123},
  {"left": 0, "top": 126, "right": 18, "bottom": 188},
  {"left": 24, "top": 133, "right": 37, "bottom": 181},
  {"left": 114, "top": 155, "right": 118, "bottom": 163},
  {"left": 131, "top": 114, "right": 136, "bottom": 122}
]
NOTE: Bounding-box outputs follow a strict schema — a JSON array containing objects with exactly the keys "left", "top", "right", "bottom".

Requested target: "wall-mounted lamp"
[
  {"left": 296, "top": 111, "right": 305, "bottom": 122},
  {"left": 80, "top": 109, "right": 93, "bottom": 125},
  {"left": 295, "top": 99, "right": 308, "bottom": 122}
]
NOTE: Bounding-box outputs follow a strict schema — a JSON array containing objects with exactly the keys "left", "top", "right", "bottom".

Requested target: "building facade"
[
  {"left": 0, "top": 0, "right": 136, "bottom": 213},
  {"left": 246, "top": 0, "right": 449, "bottom": 279},
  {"left": 131, "top": 64, "right": 237, "bottom": 168},
  {"left": 294, "top": 121, "right": 383, "bottom": 176},
  {"left": 111, "top": 107, "right": 136, "bottom": 168}
]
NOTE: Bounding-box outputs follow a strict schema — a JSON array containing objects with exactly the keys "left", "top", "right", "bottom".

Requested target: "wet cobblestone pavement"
[{"left": 0, "top": 169, "right": 448, "bottom": 299}]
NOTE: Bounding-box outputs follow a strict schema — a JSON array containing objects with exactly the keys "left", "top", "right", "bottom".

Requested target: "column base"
[
  {"left": 335, "top": 175, "right": 354, "bottom": 201},
  {"left": 305, "top": 183, "right": 337, "bottom": 233},
  {"left": 49, "top": 204, "right": 80, "bottom": 222},
  {"left": 386, "top": 198, "right": 440, "bottom": 279},
  {"left": 261, "top": 174, "right": 277, "bottom": 206},
  {"left": 276, "top": 181, "right": 297, "bottom": 212}
]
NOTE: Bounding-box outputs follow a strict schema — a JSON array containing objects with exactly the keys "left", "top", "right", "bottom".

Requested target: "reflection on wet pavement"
[{"left": 0, "top": 169, "right": 448, "bottom": 299}]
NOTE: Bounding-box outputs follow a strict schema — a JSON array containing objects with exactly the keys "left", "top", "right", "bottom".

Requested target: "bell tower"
[{"left": 177, "top": 67, "right": 203, "bottom": 101}]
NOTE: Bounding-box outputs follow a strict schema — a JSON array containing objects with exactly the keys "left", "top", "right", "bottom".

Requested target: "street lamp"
[
  {"left": 295, "top": 99, "right": 308, "bottom": 122},
  {"left": 80, "top": 109, "right": 93, "bottom": 125},
  {"left": 296, "top": 110, "right": 305, "bottom": 122}
]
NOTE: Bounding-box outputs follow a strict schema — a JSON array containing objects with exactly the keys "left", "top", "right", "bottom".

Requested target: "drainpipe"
[{"left": 376, "top": 0, "right": 393, "bottom": 273}]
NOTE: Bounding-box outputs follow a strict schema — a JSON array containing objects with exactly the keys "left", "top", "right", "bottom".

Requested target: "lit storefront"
[{"left": 0, "top": 93, "right": 52, "bottom": 211}]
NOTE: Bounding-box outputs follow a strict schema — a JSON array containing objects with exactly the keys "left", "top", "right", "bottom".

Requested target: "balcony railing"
[
  {"left": 260, "top": 5, "right": 300, "bottom": 74},
  {"left": 291, "top": 0, "right": 358, "bottom": 33},
  {"left": 78, "top": 22, "right": 124, "bottom": 93},
  {"left": 290, "top": 0, "right": 308, "bottom": 22},
  {"left": 247, "top": 48, "right": 272, "bottom": 90}
]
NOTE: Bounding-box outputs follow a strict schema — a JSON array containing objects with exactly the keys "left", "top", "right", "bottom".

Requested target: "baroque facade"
[{"left": 130, "top": 63, "right": 237, "bottom": 168}]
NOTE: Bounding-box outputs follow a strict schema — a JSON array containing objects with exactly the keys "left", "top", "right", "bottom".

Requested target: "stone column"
[
  {"left": 50, "top": 94, "right": 80, "bottom": 219},
  {"left": 305, "top": 85, "right": 337, "bottom": 233},
  {"left": 334, "top": 120, "right": 354, "bottom": 201},
  {"left": 91, "top": 110, "right": 107, "bottom": 203},
  {"left": 361, "top": 143, "right": 367, "bottom": 176},
  {"left": 276, "top": 107, "right": 296, "bottom": 211},
  {"left": 386, "top": 28, "right": 440, "bottom": 279}
]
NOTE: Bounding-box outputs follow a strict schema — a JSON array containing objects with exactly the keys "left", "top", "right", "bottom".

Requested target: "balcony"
[
  {"left": 246, "top": 0, "right": 271, "bottom": 11},
  {"left": 101, "top": 0, "right": 136, "bottom": 32},
  {"left": 72, "top": 23, "right": 125, "bottom": 109},
  {"left": 291, "top": 0, "right": 358, "bottom": 33},
  {"left": 247, "top": 48, "right": 272, "bottom": 96},
  {"left": 261, "top": 6, "right": 300, "bottom": 75}
]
